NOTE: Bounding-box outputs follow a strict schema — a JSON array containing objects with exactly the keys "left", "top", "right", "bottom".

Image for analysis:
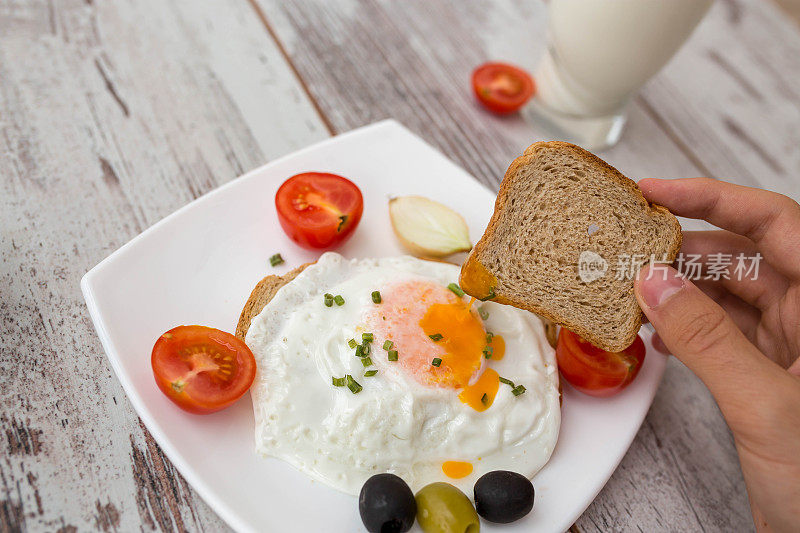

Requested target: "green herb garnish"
[
  {"left": 324, "top": 293, "right": 334, "bottom": 307},
  {"left": 512, "top": 385, "right": 527, "bottom": 397},
  {"left": 364, "top": 370, "right": 378, "bottom": 377},
  {"left": 371, "top": 291, "right": 382, "bottom": 304},
  {"left": 431, "top": 358, "right": 442, "bottom": 367},
  {"left": 388, "top": 350, "right": 398, "bottom": 361},
  {"left": 346, "top": 374, "right": 362, "bottom": 394},
  {"left": 485, "top": 332, "right": 494, "bottom": 343},
  {"left": 481, "top": 393, "right": 489, "bottom": 405},
  {"left": 479, "top": 287, "right": 496, "bottom": 301},
  {"left": 447, "top": 283, "right": 465, "bottom": 297},
  {"left": 348, "top": 338, "right": 358, "bottom": 349},
  {"left": 332, "top": 376, "right": 346, "bottom": 387},
  {"left": 499, "top": 376, "right": 515, "bottom": 387},
  {"left": 428, "top": 333, "right": 443, "bottom": 342},
  {"left": 355, "top": 344, "right": 365, "bottom": 357},
  {"left": 478, "top": 305, "right": 489, "bottom": 320},
  {"left": 269, "top": 253, "right": 284, "bottom": 267},
  {"left": 334, "top": 294, "right": 345, "bottom": 306},
  {"left": 361, "top": 342, "right": 371, "bottom": 355},
  {"left": 383, "top": 340, "right": 394, "bottom": 350},
  {"left": 362, "top": 333, "right": 374, "bottom": 342},
  {"left": 483, "top": 345, "right": 493, "bottom": 359},
  {"left": 361, "top": 357, "right": 373, "bottom": 367}
]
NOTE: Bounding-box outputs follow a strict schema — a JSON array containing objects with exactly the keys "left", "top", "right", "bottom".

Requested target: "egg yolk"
[
  {"left": 442, "top": 461, "right": 473, "bottom": 479},
  {"left": 364, "top": 280, "right": 505, "bottom": 411},
  {"left": 458, "top": 367, "right": 500, "bottom": 411},
  {"left": 487, "top": 334, "right": 505, "bottom": 361},
  {"left": 419, "top": 301, "right": 486, "bottom": 388}
]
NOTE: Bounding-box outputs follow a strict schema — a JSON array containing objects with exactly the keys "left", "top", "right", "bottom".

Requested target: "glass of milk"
[{"left": 525, "top": 0, "right": 713, "bottom": 150}]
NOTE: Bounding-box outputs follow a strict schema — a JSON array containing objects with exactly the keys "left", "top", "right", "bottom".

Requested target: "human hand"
[{"left": 634, "top": 178, "right": 800, "bottom": 532}]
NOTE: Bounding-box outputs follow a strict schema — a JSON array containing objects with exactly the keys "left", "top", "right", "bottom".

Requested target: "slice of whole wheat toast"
[
  {"left": 459, "top": 141, "right": 681, "bottom": 352},
  {"left": 235, "top": 263, "right": 311, "bottom": 341}
]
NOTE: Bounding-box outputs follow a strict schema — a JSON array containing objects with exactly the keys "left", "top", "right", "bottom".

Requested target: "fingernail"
[{"left": 638, "top": 266, "right": 685, "bottom": 308}]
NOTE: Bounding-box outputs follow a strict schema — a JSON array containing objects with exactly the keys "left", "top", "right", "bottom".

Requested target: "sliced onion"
[{"left": 389, "top": 196, "right": 472, "bottom": 257}]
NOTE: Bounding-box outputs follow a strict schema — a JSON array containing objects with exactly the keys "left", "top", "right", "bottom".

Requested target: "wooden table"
[{"left": 2, "top": 0, "right": 798, "bottom": 531}]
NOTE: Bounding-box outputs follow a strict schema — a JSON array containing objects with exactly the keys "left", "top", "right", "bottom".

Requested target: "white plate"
[{"left": 82, "top": 120, "right": 666, "bottom": 533}]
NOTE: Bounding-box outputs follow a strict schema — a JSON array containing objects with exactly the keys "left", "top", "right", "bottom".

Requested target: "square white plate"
[{"left": 82, "top": 120, "right": 665, "bottom": 533}]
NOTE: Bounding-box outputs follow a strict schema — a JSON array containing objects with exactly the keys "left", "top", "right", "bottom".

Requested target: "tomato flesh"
[
  {"left": 472, "top": 62, "right": 536, "bottom": 114},
  {"left": 275, "top": 172, "right": 363, "bottom": 249},
  {"left": 556, "top": 329, "right": 646, "bottom": 397},
  {"left": 151, "top": 325, "right": 256, "bottom": 414}
]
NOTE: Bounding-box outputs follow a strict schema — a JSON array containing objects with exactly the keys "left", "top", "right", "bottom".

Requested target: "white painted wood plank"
[
  {"left": 641, "top": 0, "right": 800, "bottom": 198},
  {"left": 3, "top": 0, "right": 798, "bottom": 530},
  {"left": 0, "top": 0, "right": 326, "bottom": 530}
]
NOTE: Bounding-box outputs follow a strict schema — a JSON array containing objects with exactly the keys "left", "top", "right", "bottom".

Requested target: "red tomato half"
[
  {"left": 556, "top": 329, "right": 646, "bottom": 397},
  {"left": 472, "top": 62, "right": 536, "bottom": 114},
  {"left": 276, "top": 172, "right": 363, "bottom": 249},
  {"left": 151, "top": 325, "right": 256, "bottom": 414}
]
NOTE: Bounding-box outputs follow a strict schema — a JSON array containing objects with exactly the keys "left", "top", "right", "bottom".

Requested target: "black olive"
[
  {"left": 473, "top": 470, "right": 535, "bottom": 523},
  {"left": 359, "top": 473, "right": 417, "bottom": 533}
]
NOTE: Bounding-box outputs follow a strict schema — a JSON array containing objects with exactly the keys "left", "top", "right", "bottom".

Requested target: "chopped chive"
[
  {"left": 364, "top": 369, "right": 378, "bottom": 377},
  {"left": 362, "top": 333, "right": 374, "bottom": 342},
  {"left": 348, "top": 338, "right": 358, "bottom": 349},
  {"left": 334, "top": 294, "right": 345, "bottom": 306},
  {"left": 371, "top": 291, "right": 382, "bottom": 304},
  {"left": 332, "top": 376, "right": 346, "bottom": 387},
  {"left": 499, "top": 376, "right": 515, "bottom": 387},
  {"left": 479, "top": 287, "right": 497, "bottom": 301},
  {"left": 428, "top": 333, "right": 443, "bottom": 342},
  {"left": 478, "top": 305, "right": 489, "bottom": 320},
  {"left": 447, "top": 283, "right": 465, "bottom": 297},
  {"left": 481, "top": 393, "right": 489, "bottom": 405},
  {"left": 383, "top": 340, "right": 394, "bottom": 350},
  {"left": 485, "top": 332, "right": 494, "bottom": 343},
  {"left": 346, "top": 374, "right": 362, "bottom": 394},
  {"left": 512, "top": 385, "right": 527, "bottom": 397},
  {"left": 269, "top": 253, "right": 284, "bottom": 267},
  {"left": 361, "top": 342, "right": 371, "bottom": 355},
  {"left": 337, "top": 214, "right": 348, "bottom": 232},
  {"left": 483, "top": 345, "right": 493, "bottom": 359},
  {"left": 431, "top": 358, "right": 442, "bottom": 367},
  {"left": 324, "top": 293, "right": 334, "bottom": 307},
  {"left": 387, "top": 350, "right": 398, "bottom": 361},
  {"left": 355, "top": 344, "right": 365, "bottom": 357},
  {"left": 361, "top": 357, "right": 373, "bottom": 367}
]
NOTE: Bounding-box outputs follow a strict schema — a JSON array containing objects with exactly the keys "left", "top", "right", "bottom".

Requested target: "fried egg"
[{"left": 245, "top": 252, "right": 560, "bottom": 495}]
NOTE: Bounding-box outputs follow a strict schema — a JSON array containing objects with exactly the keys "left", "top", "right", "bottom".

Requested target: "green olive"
[{"left": 415, "top": 482, "right": 480, "bottom": 533}]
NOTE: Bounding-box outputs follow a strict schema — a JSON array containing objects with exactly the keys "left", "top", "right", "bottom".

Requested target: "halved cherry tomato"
[
  {"left": 556, "top": 329, "right": 646, "bottom": 397},
  {"left": 275, "top": 172, "right": 363, "bottom": 249},
  {"left": 472, "top": 62, "right": 536, "bottom": 114},
  {"left": 151, "top": 325, "right": 256, "bottom": 414}
]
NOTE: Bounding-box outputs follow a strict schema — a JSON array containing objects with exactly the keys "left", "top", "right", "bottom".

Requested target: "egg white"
[{"left": 245, "top": 252, "right": 560, "bottom": 495}]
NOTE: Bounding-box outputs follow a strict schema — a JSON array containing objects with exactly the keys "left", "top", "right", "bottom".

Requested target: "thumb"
[{"left": 634, "top": 264, "right": 778, "bottom": 416}]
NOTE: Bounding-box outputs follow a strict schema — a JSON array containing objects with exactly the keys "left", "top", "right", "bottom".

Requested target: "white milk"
[{"left": 536, "top": 0, "right": 713, "bottom": 117}]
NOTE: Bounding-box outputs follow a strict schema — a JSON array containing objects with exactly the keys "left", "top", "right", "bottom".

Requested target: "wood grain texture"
[
  {"left": 0, "top": 0, "right": 326, "bottom": 531},
  {"left": 2, "top": 0, "right": 799, "bottom": 531}
]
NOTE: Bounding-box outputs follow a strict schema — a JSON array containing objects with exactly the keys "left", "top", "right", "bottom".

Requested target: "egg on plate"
[{"left": 245, "top": 252, "right": 560, "bottom": 495}]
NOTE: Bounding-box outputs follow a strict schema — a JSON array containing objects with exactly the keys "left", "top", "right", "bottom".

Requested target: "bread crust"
[
  {"left": 460, "top": 141, "right": 682, "bottom": 352},
  {"left": 235, "top": 263, "right": 312, "bottom": 341}
]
